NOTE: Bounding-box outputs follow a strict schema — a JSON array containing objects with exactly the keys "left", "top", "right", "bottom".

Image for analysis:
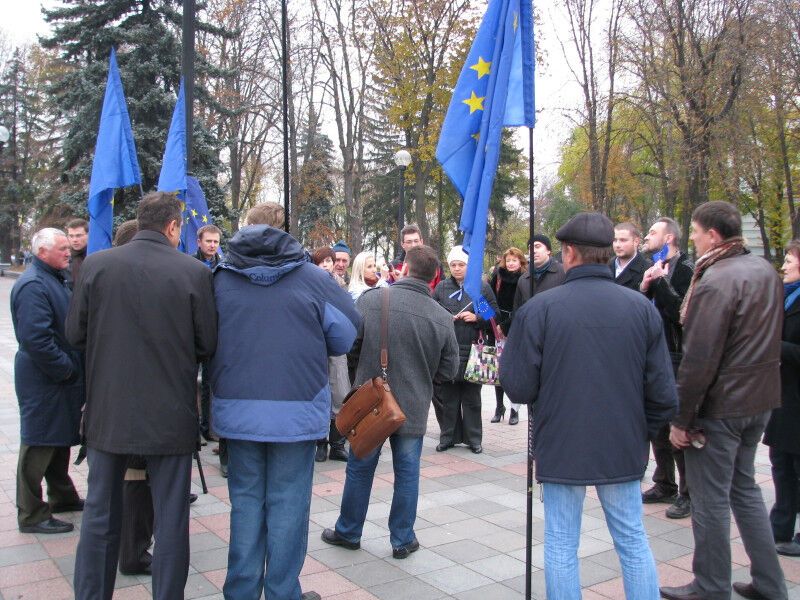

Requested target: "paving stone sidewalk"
[{"left": 0, "top": 275, "right": 797, "bottom": 599}]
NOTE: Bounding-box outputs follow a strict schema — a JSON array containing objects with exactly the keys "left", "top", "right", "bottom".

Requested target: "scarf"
[
  {"left": 785, "top": 281, "right": 800, "bottom": 311},
  {"left": 680, "top": 237, "right": 746, "bottom": 325},
  {"left": 364, "top": 272, "right": 380, "bottom": 287},
  {"left": 533, "top": 259, "right": 551, "bottom": 281}
]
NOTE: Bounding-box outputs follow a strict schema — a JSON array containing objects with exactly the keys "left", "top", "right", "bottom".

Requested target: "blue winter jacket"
[{"left": 209, "top": 225, "right": 361, "bottom": 442}]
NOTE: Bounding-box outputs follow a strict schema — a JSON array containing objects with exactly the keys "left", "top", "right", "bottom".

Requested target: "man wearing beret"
[
  {"left": 512, "top": 234, "right": 566, "bottom": 311},
  {"left": 500, "top": 212, "right": 677, "bottom": 599}
]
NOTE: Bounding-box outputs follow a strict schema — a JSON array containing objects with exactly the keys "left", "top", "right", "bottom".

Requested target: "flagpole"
[
  {"left": 182, "top": 0, "right": 195, "bottom": 172},
  {"left": 526, "top": 125, "right": 535, "bottom": 600},
  {"left": 281, "top": 0, "right": 290, "bottom": 233}
]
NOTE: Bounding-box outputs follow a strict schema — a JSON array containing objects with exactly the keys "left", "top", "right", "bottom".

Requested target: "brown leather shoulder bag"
[{"left": 335, "top": 287, "right": 406, "bottom": 459}]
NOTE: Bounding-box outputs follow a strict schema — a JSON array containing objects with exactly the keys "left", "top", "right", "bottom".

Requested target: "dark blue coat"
[
  {"left": 499, "top": 264, "right": 677, "bottom": 485},
  {"left": 210, "top": 226, "right": 361, "bottom": 442},
  {"left": 11, "top": 258, "right": 84, "bottom": 446}
]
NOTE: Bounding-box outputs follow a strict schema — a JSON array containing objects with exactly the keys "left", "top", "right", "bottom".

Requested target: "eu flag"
[
  {"left": 87, "top": 48, "right": 142, "bottom": 254},
  {"left": 157, "top": 79, "right": 214, "bottom": 255},
  {"left": 436, "top": 0, "right": 535, "bottom": 318}
]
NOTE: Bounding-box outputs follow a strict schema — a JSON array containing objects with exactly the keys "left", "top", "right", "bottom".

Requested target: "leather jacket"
[{"left": 675, "top": 252, "right": 783, "bottom": 427}]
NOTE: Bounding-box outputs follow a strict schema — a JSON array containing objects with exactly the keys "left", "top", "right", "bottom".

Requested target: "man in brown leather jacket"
[{"left": 661, "top": 202, "right": 787, "bottom": 600}]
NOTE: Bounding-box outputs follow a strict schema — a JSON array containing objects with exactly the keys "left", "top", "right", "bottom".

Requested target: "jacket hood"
[{"left": 217, "top": 225, "right": 309, "bottom": 286}]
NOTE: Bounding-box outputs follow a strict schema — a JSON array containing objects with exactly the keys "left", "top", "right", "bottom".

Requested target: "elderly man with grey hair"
[{"left": 11, "top": 227, "right": 85, "bottom": 534}]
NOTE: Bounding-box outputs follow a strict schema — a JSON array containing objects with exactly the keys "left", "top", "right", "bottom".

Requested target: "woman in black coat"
[
  {"left": 487, "top": 247, "right": 527, "bottom": 425},
  {"left": 433, "top": 245, "right": 499, "bottom": 454},
  {"left": 764, "top": 239, "right": 800, "bottom": 555}
]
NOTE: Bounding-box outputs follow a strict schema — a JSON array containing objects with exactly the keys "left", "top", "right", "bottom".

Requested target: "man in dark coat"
[
  {"left": 500, "top": 212, "right": 677, "bottom": 600},
  {"left": 68, "top": 192, "right": 218, "bottom": 600},
  {"left": 322, "top": 245, "right": 459, "bottom": 560},
  {"left": 639, "top": 217, "right": 695, "bottom": 520},
  {"left": 12, "top": 227, "right": 84, "bottom": 534},
  {"left": 609, "top": 221, "right": 651, "bottom": 291},
  {"left": 512, "top": 234, "right": 566, "bottom": 311},
  {"left": 66, "top": 218, "right": 88, "bottom": 289},
  {"left": 661, "top": 202, "right": 787, "bottom": 600}
]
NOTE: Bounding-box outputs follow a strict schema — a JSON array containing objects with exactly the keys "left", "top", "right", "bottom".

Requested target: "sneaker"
[
  {"left": 392, "top": 539, "right": 420, "bottom": 559},
  {"left": 665, "top": 495, "right": 691, "bottom": 519},
  {"left": 641, "top": 485, "right": 678, "bottom": 504}
]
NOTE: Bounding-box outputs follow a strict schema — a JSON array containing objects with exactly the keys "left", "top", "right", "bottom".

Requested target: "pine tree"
[
  {"left": 41, "top": 0, "right": 231, "bottom": 228},
  {"left": 295, "top": 125, "right": 336, "bottom": 247}
]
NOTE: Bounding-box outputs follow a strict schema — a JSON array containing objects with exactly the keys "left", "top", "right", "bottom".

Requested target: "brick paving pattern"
[{"left": 0, "top": 275, "right": 797, "bottom": 599}]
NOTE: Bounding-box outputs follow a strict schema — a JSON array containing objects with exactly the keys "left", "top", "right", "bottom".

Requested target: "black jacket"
[
  {"left": 194, "top": 249, "right": 221, "bottom": 269},
  {"left": 11, "top": 258, "right": 84, "bottom": 446},
  {"left": 432, "top": 276, "right": 499, "bottom": 381},
  {"left": 609, "top": 252, "right": 651, "bottom": 292},
  {"left": 763, "top": 297, "right": 800, "bottom": 454},
  {"left": 645, "top": 252, "right": 694, "bottom": 365},
  {"left": 489, "top": 267, "right": 523, "bottom": 334},
  {"left": 512, "top": 260, "right": 566, "bottom": 312},
  {"left": 500, "top": 264, "right": 677, "bottom": 485},
  {"left": 66, "top": 230, "right": 218, "bottom": 455}
]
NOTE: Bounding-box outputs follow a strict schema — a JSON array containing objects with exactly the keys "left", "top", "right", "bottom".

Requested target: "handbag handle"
[
  {"left": 489, "top": 316, "right": 505, "bottom": 341},
  {"left": 380, "top": 287, "right": 390, "bottom": 378}
]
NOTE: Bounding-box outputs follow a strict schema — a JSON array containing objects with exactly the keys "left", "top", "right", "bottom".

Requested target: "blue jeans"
[
  {"left": 543, "top": 480, "right": 659, "bottom": 600},
  {"left": 335, "top": 435, "right": 423, "bottom": 548},
  {"left": 223, "top": 440, "right": 315, "bottom": 600}
]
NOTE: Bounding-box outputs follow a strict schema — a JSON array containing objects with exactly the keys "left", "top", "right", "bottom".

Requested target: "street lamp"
[{"left": 393, "top": 149, "right": 412, "bottom": 256}]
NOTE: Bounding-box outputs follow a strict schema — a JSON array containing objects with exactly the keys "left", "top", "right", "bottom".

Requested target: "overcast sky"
[{"left": 0, "top": 0, "right": 582, "bottom": 185}]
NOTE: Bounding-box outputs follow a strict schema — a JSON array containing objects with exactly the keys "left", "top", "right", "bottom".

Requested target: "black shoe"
[
  {"left": 508, "top": 409, "right": 519, "bottom": 425},
  {"left": 436, "top": 443, "right": 453, "bottom": 452},
  {"left": 776, "top": 540, "right": 800, "bottom": 556},
  {"left": 301, "top": 593, "right": 321, "bottom": 600},
  {"left": 660, "top": 584, "right": 704, "bottom": 600},
  {"left": 19, "top": 517, "right": 74, "bottom": 534},
  {"left": 120, "top": 552, "right": 153, "bottom": 576},
  {"left": 315, "top": 442, "right": 328, "bottom": 463},
  {"left": 321, "top": 528, "right": 360, "bottom": 550},
  {"left": 220, "top": 462, "right": 228, "bottom": 478},
  {"left": 642, "top": 485, "right": 678, "bottom": 504},
  {"left": 665, "top": 495, "right": 691, "bottom": 519},
  {"left": 470, "top": 445, "right": 483, "bottom": 454},
  {"left": 490, "top": 405, "right": 506, "bottom": 423},
  {"left": 51, "top": 499, "right": 84, "bottom": 513},
  {"left": 392, "top": 539, "right": 420, "bottom": 559},
  {"left": 328, "top": 443, "right": 348, "bottom": 462},
  {"left": 732, "top": 582, "right": 769, "bottom": 600},
  {"left": 189, "top": 493, "right": 198, "bottom": 504}
]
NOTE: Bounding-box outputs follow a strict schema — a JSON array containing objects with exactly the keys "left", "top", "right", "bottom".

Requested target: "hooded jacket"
[{"left": 210, "top": 225, "right": 361, "bottom": 442}]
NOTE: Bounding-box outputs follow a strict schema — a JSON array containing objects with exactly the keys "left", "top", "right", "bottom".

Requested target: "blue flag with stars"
[
  {"left": 157, "top": 80, "right": 214, "bottom": 255},
  {"left": 436, "top": 0, "right": 535, "bottom": 318},
  {"left": 87, "top": 48, "right": 142, "bottom": 254}
]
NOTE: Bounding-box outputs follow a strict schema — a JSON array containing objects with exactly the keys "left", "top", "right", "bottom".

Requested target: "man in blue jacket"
[
  {"left": 500, "top": 212, "right": 677, "bottom": 600},
  {"left": 210, "top": 224, "right": 360, "bottom": 600},
  {"left": 12, "top": 228, "right": 84, "bottom": 534}
]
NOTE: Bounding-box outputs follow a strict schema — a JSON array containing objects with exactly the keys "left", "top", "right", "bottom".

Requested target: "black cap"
[
  {"left": 555, "top": 212, "right": 614, "bottom": 247},
  {"left": 527, "top": 234, "right": 552, "bottom": 251}
]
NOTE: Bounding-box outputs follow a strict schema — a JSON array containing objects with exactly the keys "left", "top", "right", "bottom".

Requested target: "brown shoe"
[
  {"left": 732, "top": 582, "right": 769, "bottom": 600},
  {"left": 660, "top": 583, "right": 706, "bottom": 600}
]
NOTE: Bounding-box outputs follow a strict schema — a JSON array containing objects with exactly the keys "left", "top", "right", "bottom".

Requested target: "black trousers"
[
  {"left": 651, "top": 422, "right": 688, "bottom": 497},
  {"left": 73, "top": 448, "right": 191, "bottom": 600},
  {"left": 119, "top": 479, "right": 154, "bottom": 573},
  {"left": 437, "top": 380, "right": 482, "bottom": 447},
  {"left": 769, "top": 446, "right": 800, "bottom": 543},
  {"left": 16, "top": 444, "right": 80, "bottom": 527},
  {"left": 199, "top": 362, "right": 211, "bottom": 440}
]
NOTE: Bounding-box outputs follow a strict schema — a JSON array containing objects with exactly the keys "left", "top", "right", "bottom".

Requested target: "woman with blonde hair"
[{"left": 348, "top": 251, "right": 388, "bottom": 301}]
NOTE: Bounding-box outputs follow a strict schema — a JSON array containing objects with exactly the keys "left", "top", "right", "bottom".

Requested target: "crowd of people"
[{"left": 9, "top": 197, "right": 799, "bottom": 600}]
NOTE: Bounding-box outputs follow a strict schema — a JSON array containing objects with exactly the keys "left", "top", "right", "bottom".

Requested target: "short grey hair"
[
  {"left": 32, "top": 228, "right": 67, "bottom": 255},
  {"left": 656, "top": 217, "right": 681, "bottom": 246}
]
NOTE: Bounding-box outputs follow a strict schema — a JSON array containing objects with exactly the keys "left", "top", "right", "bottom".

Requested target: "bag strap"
[
  {"left": 489, "top": 316, "right": 505, "bottom": 341},
  {"left": 380, "top": 287, "right": 390, "bottom": 378}
]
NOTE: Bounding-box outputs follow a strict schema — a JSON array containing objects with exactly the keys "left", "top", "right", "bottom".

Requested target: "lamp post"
[{"left": 393, "top": 149, "right": 411, "bottom": 256}]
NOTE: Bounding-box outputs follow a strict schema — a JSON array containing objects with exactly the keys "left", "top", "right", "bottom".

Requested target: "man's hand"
[
  {"left": 669, "top": 425, "right": 691, "bottom": 449},
  {"left": 640, "top": 261, "right": 669, "bottom": 292},
  {"left": 456, "top": 312, "right": 478, "bottom": 323}
]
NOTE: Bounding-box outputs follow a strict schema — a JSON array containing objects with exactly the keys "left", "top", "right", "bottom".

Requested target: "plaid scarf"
[{"left": 680, "top": 237, "right": 746, "bottom": 325}]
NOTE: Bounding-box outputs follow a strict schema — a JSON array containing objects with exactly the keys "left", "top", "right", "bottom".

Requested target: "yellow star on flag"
[
  {"left": 470, "top": 57, "right": 491, "bottom": 79},
  {"left": 191, "top": 209, "right": 198, "bottom": 217},
  {"left": 513, "top": 12, "right": 519, "bottom": 31},
  {"left": 202, "top": 215, "right": 208, "bottom": 223},
  {"left": 179, "top": 200, "right": 186, "bottom": 212},
  {"left": 471, "top": 132, "right": 480, "bottom": 141},
  {"left": 462, "top": 91, "right": 485, "bottom": 114}
]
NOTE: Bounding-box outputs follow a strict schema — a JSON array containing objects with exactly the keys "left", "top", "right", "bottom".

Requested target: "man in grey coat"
[{"left": 321, "top": 245, "right": 459, "bottom": 559}]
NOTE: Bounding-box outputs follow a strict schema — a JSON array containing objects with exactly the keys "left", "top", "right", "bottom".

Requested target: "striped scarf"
[{"left": 680, "top": 237, "right": 746, "bottom": 325}]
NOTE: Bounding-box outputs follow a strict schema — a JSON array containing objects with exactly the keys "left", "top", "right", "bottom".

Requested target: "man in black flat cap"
[{"left": 500, "top": 212, "right": 677, "bottom": 599}]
